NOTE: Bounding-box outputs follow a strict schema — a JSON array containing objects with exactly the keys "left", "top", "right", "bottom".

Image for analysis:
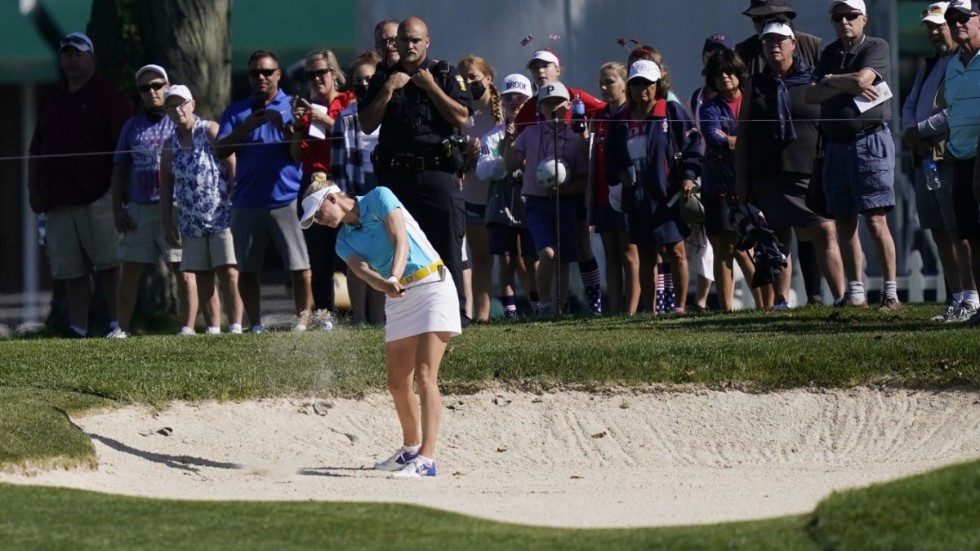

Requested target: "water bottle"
[
  {"left": 923, "top": 159, "right": 942, "bottom": 191},
  {"left": 571, "top": 94, "right": 586, "bottom": 134},
  {"left": 37, "top": 214, "right": 46, "bottom": 247}
]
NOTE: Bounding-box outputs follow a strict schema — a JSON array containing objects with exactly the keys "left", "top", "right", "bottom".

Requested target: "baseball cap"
[
  {"left": 761, "top": 21, "right": 796, "bottom": 39},
  {"left": 59, "top": 32, "right": 94, "bottom": 53},
  {"left": 628, "top": 60, "right": 662, "bottom": 83},
  {"left": 703, "top": 33, "right": 733, "bottom": 54},
  {"left": 299, "top": 184, "right": 342, "bottom": 229},
  {"left": 501, "top": 74, "right": 533, "bottom": 97},
  {"left": 947, "top": 0, "right": 980, "bottom": 15},
  {"left": 921, "top": 2, "right": 949, "bottom": 23},
  {"left": 828, "top": 0, "right": 866, "bottom": 14},
  {"left": 164, "top": 84, "right": 193, "bottom": 103},
  {"left": 743, "top": 0, "right": 797, "bottom": 19},
  {"left": 537, "top": 81, "right": 570, "bottom": 102},
  {"left": 135, "top": 64, "right": 169, "bottom": 84},
  {"left": 527, "top": 50, "right": 560, "bottom": 68}
]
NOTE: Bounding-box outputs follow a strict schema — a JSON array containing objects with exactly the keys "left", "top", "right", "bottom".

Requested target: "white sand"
[{"left": 2, "top": 387, "right": 979, "bottom": 528}]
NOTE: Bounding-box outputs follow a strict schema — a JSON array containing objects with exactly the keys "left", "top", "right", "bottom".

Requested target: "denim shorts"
[{"left": 823, "top": 127, "right": 895, "bottom": 216}]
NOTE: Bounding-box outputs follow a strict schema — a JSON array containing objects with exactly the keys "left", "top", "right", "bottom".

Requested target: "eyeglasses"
[
  {"left": 248, "top": 68, "right": 278, "bottom": 78},
  {"left": 165, "top": 100, "right": 192, "bottom": 113},
  {"left": 137, "top": 81, "right": 166, "bottom": 93},
  {"left": 946, "top": 11, "right": 977, "bottom": 25},
  {"left": 501, "top": 94, "right": 527, "bottom": 104},
  {"left": 831, "top": 12, "right": 862, "bottom": 23},
  {"left": 305, "top": 68, "right": 332, "bottom": 80}
]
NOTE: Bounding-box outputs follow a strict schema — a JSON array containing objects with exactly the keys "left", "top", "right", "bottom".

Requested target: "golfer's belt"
[{"left": 399, "top": 260, "right": 444, "bottom": 286}]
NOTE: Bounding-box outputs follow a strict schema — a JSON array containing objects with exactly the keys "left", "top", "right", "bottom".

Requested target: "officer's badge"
[{"left": 455, "top": 75, "right": 467, "bottom": 91}]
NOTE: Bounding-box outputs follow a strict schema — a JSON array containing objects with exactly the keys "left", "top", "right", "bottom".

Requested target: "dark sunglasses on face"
[
  {"left": 831, "top": 12, "right": 861, "bottom": 23},
  {"left": 946, "top": 11, "right": 976, "bottom": 25},
  {"left": 248, "top": 68, "right": 278, "bottom": 78},
  {"left": 138, "top": 82, "right": 166, "bottom": 93},
  {"left": 305, "top": 68, "right": 331, "bottom": 80}
]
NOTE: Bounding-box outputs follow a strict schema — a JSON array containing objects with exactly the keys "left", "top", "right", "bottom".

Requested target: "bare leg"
[
  {"left": 116, "top": 262, "right": 145, "bottom": 332},
  {"left": 65, "top": 275, "right": 94, "bottom": 332},
  {"left": 798, "top": 222, "right": 845, "bottom": 300},
  {"left": 835, "top": 215, "right": 863, "bottom": 284},
  {"left": 195, "top": 271, "right": 218, "bottom": 327},
  {"left": 536, "top": 247, "right": 556, "bottom": 307},
  {"left": 172, "top": 263, "right": 199, "bottom": 330},
  {"left": 468, "top": 224, "right": 493, "bottom": 321},
  {"left": 663, "top": 240, "right": 688, "bottom": 311},
  {"left": 291, "top": 269, "right": 313, "bottom": 324},
  {"left": 622, "top": 235, "right": 640, "bottom": 315},
  {"left": 414, "top": 331, "right": 450, "bottom": 458},
  {"left": 637, "top": 244, "right": 658, "bottom": 313},
  {"left": 217, "top": 265, "right": 243, "bottom": 326},
  {"left": 709, "top": 233, "right": 736, "bottom": 312},
  {"left": 386, "top": 336, "right": 421, "bottom": 449},
  {"left": 238, "top": 270, "right": 261, "bottom": 327},
  {"left": 864, "top": 209, "right": 897, "bottom": 281}
]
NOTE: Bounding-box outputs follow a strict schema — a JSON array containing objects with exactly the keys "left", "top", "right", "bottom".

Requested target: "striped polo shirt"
[{"left": 945, "top": 48, "right": 980, "bottom": 160}]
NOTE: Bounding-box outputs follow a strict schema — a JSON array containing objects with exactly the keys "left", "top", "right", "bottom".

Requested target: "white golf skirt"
[{"left": 384, "top": 269, "right": 462, "bottom": 342}]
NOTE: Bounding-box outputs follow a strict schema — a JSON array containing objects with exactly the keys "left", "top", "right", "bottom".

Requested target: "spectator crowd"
[{"left": 28, "top": 0, "right": 980, "bottom": 337}]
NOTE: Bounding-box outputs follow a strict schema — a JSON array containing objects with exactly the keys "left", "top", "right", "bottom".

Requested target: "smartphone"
[{"left": 250, "top": 96, "right": 265, "bottom": 114}]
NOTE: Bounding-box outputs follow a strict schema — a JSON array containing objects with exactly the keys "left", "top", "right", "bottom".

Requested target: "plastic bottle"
[
  {"left": 37, "top": 214, "right": 46, "bottom": 247},
  {"left": 571, "top": 94, "right": 586, "bottom": 134},
  {"left": 923, "top": 159, "right": 941, "bottom": 191}
]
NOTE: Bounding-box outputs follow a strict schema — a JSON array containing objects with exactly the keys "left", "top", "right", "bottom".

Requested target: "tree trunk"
[{"left": 46, "top": 0, "right": 232, "bottom": 334}]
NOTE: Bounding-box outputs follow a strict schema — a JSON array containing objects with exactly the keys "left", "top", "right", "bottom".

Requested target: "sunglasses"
[
  {"left": 946, "top": 11, "right": 977, "bottom": 25},
  {"left": 138, "top": 81, "right": 166, "bottom": 93},
  {"left": 831, "top": 12, "right": 862, "bottom": 23},
  {"left": 248, "top": 68, "right": 278, "bottom": 78},
  {"left": 165, "top": 99, "right": 192, "bottom": 113},
  {"left": 305, "top": 68, "right": 332, "bottom": 80}
]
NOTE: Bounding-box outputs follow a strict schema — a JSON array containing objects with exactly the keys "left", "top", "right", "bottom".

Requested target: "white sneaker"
[
  {"left": 772, "top": 300, "right": 790, "bottom": 311},
  {"left": 932, "top": 303, "right": 956, "bottom": 322},
  {"left": 229, "top": 325, "right": 243, "bottom": 334},
  {"left": 178, "top": 326, "right": 196, "bottom": 336},
  {"left": 292, "top": 323, "right": 307, "bottom": 333},
  {"left": 206, "top": 326, "right": 221, "bottom": 335},
  {"left": 946, "top": 302, "right": 978, "bottom": 324},
  {"left": 105, "top": 328, "right": 129, "bottom": 339},
  {"left": 250, "top": 324, "right": 266, "bottom": 334},
  {"left": 373, "top": 448, "right": 419, "bottom": 472},
  {"left": 390, "top": 456, "right": 437, "bottom": 478}
]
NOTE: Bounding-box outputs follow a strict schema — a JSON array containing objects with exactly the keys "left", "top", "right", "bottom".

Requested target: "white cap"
[
  {"left": 828, "top": 0, "right": 866, "bottom": 14},
  {"left": 501, "top": 74, "right": 533, "bottom": 97},
  {"left": 761, "top": 21, "right": 796, "bottom": 39},
  {"left": 527, "top": 50, "right": 560, "bottom": 68},
  {"left": 59, "top": 32, "right": 94, "bottom": 53},
  {"left": 537, "top": 81, "right": 570, "bottom": 102},
  {"left": 628, "top": 60, "right": 662, "bottom": 83},
  {"left": 921, "top": 2, "right": 950, "bottom": 23},
  {"left": 164, "top": 84, "right": 193, "bottom": 103},
  {"left": 135, "top": 64, "right": 168, "bottom": 84},
  {"left": 299, "top": 185, "right": 342, "bottom": 229}
]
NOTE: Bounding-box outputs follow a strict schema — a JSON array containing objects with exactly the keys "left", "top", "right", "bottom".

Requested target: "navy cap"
[{"left": 703, "top": 33, "right": 733, "bottom": 55}]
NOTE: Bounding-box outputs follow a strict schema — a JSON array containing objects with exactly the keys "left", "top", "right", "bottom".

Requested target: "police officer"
[{"left": 359, "top": 16, "right": 473, "bottom": 324}]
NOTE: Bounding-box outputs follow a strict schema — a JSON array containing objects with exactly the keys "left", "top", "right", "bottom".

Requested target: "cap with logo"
[
  {"left": 501, "top": 74, "right": 533, "bottom": 97},
  {"left": 947, "top": 0, "right": 980, "bottom": 16},
  {"left": 537, "top": 81, "right": 570, "bottom": 102},
  {"left": 59, "top": 32, "right": 94, "bottom": 53},
  {"left": 527, "top": 50, "right": 560, "bottom": 69},
  {"left": 628, "top": 60, "right": 662, "bottom": 83},
  {"left": 299, "top": 185, "right": 342, "bottom": 229},
  {"left": 703, "top": 33, "right": 733, "bottom": 55}
]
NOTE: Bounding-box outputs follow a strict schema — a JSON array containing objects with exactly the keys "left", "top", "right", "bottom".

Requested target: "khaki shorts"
[
  {"left": 45, "top": 191, "right": 120, "bottom": 279},
  {"left": 231, "top": 202, "right": 310, "bottom": 272},
  {"left": 118, "top": 202, "right": 182, "bottom": 264},
  {"left": 180, "top": 229, "right": 237, "bottom": 271}
]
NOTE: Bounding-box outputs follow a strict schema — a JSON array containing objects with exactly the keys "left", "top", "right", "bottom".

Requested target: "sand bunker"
[{"left": 2, "top": 387, "right": 979, "bottom": 527}]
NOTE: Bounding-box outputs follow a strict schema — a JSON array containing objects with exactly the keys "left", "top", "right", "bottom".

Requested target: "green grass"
[{"left": 0, "top": 304, "right": 978, "bottom": 549}]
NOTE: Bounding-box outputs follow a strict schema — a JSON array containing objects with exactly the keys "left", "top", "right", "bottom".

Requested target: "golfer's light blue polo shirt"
[{"left": 336, "top": 187, "right": 440, "bottom": 279}]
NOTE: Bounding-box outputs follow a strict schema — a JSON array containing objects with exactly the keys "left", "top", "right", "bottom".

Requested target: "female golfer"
[{"left": 300, "top": 182, "right": 461, "bottom": 478}]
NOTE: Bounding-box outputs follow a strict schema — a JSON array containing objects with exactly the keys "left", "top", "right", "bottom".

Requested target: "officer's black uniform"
[{"left": 364, "top": 57, "right": 473, "bottom": 321}]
